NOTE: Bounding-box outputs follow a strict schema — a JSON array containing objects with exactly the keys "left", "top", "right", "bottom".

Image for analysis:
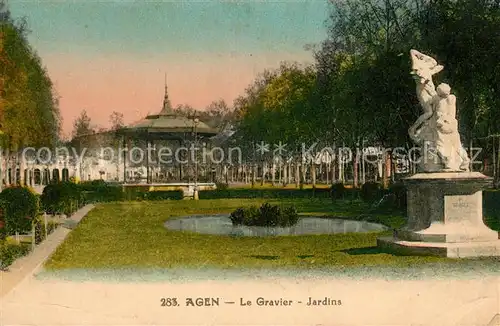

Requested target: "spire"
[{"left": 160, "top": 73, "right": 172, "bottom": 115}]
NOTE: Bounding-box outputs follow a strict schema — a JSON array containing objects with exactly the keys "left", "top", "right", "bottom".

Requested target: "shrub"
[
  {"left": 229, "top": 202, "right": 299, "bottom": 227},
  {"left": 40, "top": 184, "right": 63, "bottom": 214},
  {"left": 123, "top": 186, "right": 149, "bottom": 201},
  {"left": 360, "top": 182, "right": 383, "bottom": 202},
  {"left": 60, "top": 182, "right": 83, "bottom": 215},
  {"left": 199, "top": 188, "right": 331, "bottom": 200},
  {"left": 0, "top": 242, "right": 30, "bottom": 270},
  {"left": 278, "top": 205, "right": 300, "bottom": 227},
  {"left": 34, "top": 217, "right": 60, "bottom": 244},
  {"left": 0, "top": 206, "right": 6, "bottom": 241},
  {"left": 0, "top": 186, "right": 39, "bottom": 234},
  {"left": 215, "top": 182, "right": 229, "bottom": 190},
  {"left": 229, "top": 207, "right": 246, "bottom": 226},
  {"left": 41, "top": 182, "right": 83, "bottom": 215},
  {"left": 388, "top": 182, "right": 407, "bottom": 210},
  {"left": 259, "top": 202, "right": 281, "bottom": 227},
  {"left": 145, "top": 190, "right": 184, "bottom": 200},
  {"left": 81, "top": 182, "right": 123, "bottom": 202},
  {"left": 78, "top": 179, "right": 107, "bottom": 190},
  {"left": 330, "top": 182, "right": 346, "bottom": 200}
]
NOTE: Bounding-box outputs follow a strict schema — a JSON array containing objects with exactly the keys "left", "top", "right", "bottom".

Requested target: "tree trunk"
[
  {"left": 252, "top": 163, "right": 256, "bottom": 187},
  {"left": 311, "top": 164, "right": 316, "bottom": 189},
  {"left": 492, "top": 137, "right": 496, "bottom": 180},
  {"left": 11, "top": 152, "right": 17, "bottom": 185},
  {"left": 271, "top": 161, "right": 276, "bottom": 186},
  {"left": 353, "top": 149, "right": 359, "bottom": 188},
  {"left": 19, "top": 151, "right": 25, "bottom": 186},
  {"left": 325, "top": 163, "right": 330, "bottom": 184},
  {"left": 469, "top": 138, "right": 473, "bottom": 172},
  {"left": 361, "top": 150, "right": 366, "bottom": 185},
  {"left": 295, "top": 162, "right": 300, "bottom": 188},
  {"left": 260, "top": 161, "right": 265, "bottom": 186},
  {"left": 382, "top": 151, "right": 392, "bottom": 189},
  {"left": 301, "top": 163, "right": 306, "bottom": 185},
  {"left": 331, "top": 160, "right": 336, "bottom": 184},
  {"left": 282, "top": 163, "right": 287, "bottom": 187},
  {"left": 338, "top": 155, "right": 343, "bottom": 183}
]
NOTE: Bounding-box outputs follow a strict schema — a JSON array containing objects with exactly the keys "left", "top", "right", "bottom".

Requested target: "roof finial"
[{"left": 160, "top": 72, "right": 172, "bottom": 115}]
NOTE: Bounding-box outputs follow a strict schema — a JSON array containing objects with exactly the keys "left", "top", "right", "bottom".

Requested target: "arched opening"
[
  {"left": 7, "top": 168, "right": 12, "bottom": 185},
  {"left": 62, "top": 168, "right": 69, "bottom": 182},
  {"left": 15, "top": 168, "right": 20, "bottom": 185},
  {"left": 43, "top": 169, "right": 50, "bottom": 185},
  {"left": 34, "top": 169, "right": 41, "bottom": 185},
  {"left": 52, "top": 169, "right": 60, "bottom": 183}
]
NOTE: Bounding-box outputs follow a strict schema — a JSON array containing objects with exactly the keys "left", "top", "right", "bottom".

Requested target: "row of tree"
[
  {"left": 69, "top": 0, "right": 500, "bottom": 188},
  {"left": 232, "top": 0, "right": 500, "bottom": 187},
  {"left": 0, "top": 1, "right": 61, "bottom": 186}
]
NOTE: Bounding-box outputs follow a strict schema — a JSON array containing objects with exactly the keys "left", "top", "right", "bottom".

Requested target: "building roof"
[{"left": 120, "top": 79, "right": 218, "bottom": 138}]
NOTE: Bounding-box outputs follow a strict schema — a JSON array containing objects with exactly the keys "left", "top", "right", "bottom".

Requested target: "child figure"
[{"left": 433, "top": 83, "right": 470, "bottom": 171}]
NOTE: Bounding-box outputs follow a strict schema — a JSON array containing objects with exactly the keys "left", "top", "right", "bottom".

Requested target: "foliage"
[
  {"left": 0, "top": 186, "right": 39, "bottom": 234},
  {"left": 122, "top": 186, "right": 149, "bottom": 201},
  {"left": 360, "top": 182, "right": 383, "bottom": 202},
  {"left": 41, "top": 182, "right": 83, "bottom": 215},
  {"left": 34, "top": 217, "right": 59, "bottom": 244},
  {"left": 80, "top": 180, "right": 123, "bottom": 203},
  {"left": 387, "top": 182, "right": 408, "bottom": 210},
  {"left": 71, "top": 109, "right": 94, "bottom": 139},
  {"left": 483, "top": 190, "right": 500, "bottom": 231},
  {"left": 0, "top": 204, "right": 6, "bottom": 240},
  {"left": 215, "top": 182, "right": 229, "bottom": 190},
  {"left": 229, "top": 202, "right": 300, "bottom": 227},
  {"left": 330, "top": 182, "right": 346, "bottom": 200},
  {"left": 145, "top": 190, "right": 184, "bottom": 201},
  {"left": 199, "top": 188, "right": 331, "bottom": 199},
  {"left": 0, "top": 7, "right": 60, "bottom": 151},
  {"left": 0, "top": 241, "right": 30, "bottom": 270}
]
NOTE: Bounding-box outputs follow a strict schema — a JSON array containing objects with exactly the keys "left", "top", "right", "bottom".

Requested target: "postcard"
[{"left": 1, "top": 0, "right": 499, "bottom": 325}]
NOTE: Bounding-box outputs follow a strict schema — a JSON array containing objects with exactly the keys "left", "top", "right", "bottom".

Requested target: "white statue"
[
  {"left": 433, "top": 83, "right": 470, "bottom": 171},
  {"left": 408, "top": 49, "right": 469, "bottom": 172}
]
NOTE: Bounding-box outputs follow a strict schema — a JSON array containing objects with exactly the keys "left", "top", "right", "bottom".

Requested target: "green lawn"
[{"left": 45, "top": 198, "right": 462, "bottom": 270}]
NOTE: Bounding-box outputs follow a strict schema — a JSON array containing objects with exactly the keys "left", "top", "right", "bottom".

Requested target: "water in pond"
[{"left": 164, "top": 214, "right": 387, "bottom": 237}]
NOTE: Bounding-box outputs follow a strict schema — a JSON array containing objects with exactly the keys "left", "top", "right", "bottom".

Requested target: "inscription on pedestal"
[{"left": 444, "top": 194, "right": 479, "bottom": 225}]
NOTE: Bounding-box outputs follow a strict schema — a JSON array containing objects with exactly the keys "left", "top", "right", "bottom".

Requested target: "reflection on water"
[{"left": 164, "top": 214, "right": 387, "bottom": 237}]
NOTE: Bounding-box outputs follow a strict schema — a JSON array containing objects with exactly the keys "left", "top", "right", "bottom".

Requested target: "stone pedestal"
[{"left": 377, "top": 172, "right": 500, "bottom": 258}]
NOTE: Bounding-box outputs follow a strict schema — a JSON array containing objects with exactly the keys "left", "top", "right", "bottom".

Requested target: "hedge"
[
  {"left": 145, "top": 190, "right": 184, "bottom": 201},
  {"left": 39, "top": 182, "right": 184, "bottom": 215},
  {"left": 41, "top": 182, "right": 84, "bottom": 215},
  {"left": 199, "top": 188, "right": 332, "bottom": 199}
]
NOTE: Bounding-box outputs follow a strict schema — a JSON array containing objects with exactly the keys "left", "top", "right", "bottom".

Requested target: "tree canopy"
[{"left": 0, "top": 1, "right": 60, "bottom": 151}]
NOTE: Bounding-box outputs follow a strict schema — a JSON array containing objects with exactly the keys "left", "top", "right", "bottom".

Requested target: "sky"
[{"left": 9, "top": 0, "right": 330, "bottom": 136}]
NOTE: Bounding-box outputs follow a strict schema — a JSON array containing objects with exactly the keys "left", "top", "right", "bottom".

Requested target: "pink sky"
[{"left": 44, "top": 52, "right": 315, "bottom": 137}]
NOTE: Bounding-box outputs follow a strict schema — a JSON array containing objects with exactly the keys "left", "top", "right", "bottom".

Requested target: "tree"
[
  {"left": 72, "top": 110, "right": 94, "bottom": 139},
  {"left": 0, "top": 2, "right": 61, "bottom": 186},
  {"left": 204, "top": 99, "right": 233, "bottom": 131},
  {"left": 109, "top": 111, "right": 124, "bottom": 130}
]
